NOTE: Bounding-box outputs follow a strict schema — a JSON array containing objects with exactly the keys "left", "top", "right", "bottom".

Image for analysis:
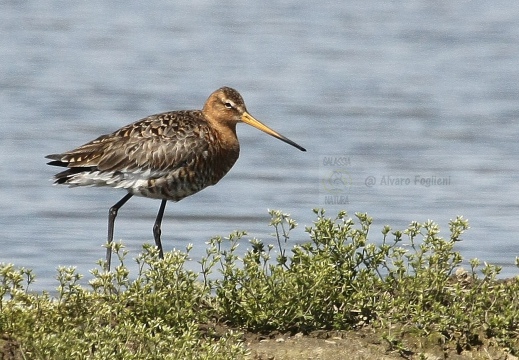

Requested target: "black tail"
[{"left": 46, "top": 154, "right": 97, "bottom": 184}]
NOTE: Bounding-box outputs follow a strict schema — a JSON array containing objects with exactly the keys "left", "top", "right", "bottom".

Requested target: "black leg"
[
  {"left": 152, "top": 199, "right": 167, "bottom": 259},
  {"left": 106, "top": 193, "right": 133, "bottom": 271}
]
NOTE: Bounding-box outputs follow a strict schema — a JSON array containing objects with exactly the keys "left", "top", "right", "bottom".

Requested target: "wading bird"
[{"left": 46, "top": 87, "right": 305, "bottom": 270}]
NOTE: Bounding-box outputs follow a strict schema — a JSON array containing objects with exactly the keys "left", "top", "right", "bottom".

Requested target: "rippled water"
[{"left": 1, "top": 1, "right": 519, "bottom": 290}]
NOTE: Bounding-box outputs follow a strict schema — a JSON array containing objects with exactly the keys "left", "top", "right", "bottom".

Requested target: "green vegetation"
[{"left": 1, "top": 209, "right": 519, "bottom": 359}]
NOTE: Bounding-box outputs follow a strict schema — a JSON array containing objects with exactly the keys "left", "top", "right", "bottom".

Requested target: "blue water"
[{"left": 1, "top": 1, "right": 518, "bottom": 291}]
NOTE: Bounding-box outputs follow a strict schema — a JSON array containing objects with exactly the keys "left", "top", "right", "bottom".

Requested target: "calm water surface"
[{"left": 1, "top": 1, "right": 519, "bottom": 290}]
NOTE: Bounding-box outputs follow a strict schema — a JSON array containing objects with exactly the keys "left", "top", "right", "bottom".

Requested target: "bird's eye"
[{"left": 224, "top": 101, "right": 233, "bottom": 109}]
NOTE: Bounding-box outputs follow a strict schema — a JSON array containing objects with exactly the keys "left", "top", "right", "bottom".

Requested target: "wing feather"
[{"left": 47, "top": 110, "right": 214, "bottom": 179}]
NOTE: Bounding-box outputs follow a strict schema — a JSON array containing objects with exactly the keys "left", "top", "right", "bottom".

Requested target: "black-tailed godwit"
[{"left": 46, "top": 87, "right": 305, "bottom": 270}]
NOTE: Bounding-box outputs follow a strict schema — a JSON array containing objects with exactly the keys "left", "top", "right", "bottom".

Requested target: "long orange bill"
[{"left": 241, "top": 112, "right": 306, "bottom": 152}]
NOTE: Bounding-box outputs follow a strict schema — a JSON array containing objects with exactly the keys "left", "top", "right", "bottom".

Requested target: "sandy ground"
[{"left": 244, "top": 329, "right": 519, "bottom": 360}]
